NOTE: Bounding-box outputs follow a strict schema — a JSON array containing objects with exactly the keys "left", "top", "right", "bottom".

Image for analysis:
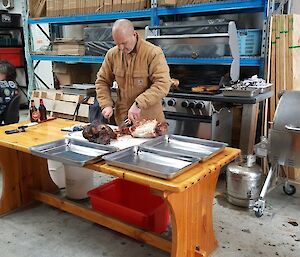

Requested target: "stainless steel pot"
[{"left": 226, "top": 155, "right": 263, "bottom": 208}]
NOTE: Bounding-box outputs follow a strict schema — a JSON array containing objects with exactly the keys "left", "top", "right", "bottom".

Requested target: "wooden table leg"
[
  {"left": 0, "top": 146, "right": 22, "bottom": 214},
  {"left": 166, "top": 168, "right": 220, "bottom": 257},
  {"left": 0, "top": 146, "right": 58, "bottom": 215}
]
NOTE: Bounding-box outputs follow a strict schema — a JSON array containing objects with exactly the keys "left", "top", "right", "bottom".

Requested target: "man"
[{"left": 95, "top": 19, "right": 171, "bottom": 126}]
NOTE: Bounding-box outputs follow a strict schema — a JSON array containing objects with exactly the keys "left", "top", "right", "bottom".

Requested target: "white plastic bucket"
[
  {"left": 48, "top": 160, "right": 66, "bottom": 189},
  {"left": 64, "top": 165, "right": 94, "bottom": 200}
]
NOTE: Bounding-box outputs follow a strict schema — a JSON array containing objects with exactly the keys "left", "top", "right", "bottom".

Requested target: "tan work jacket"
[{"left": 95, "top": 35, "right": 171, "bottom": 126}]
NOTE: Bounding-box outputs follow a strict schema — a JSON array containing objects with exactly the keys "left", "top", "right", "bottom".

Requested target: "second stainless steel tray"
[
  {"left": 222, "top": 87, "right": 260, "bottom": 97},
  {"left": 30, "top": 138, "right": 118, "bottom": 166},
  {"left": 141, "top": 135, "right": 227, "bottom": 161},
  {"left": 102, "top": 146, "right": 199, "bottom": 180}
]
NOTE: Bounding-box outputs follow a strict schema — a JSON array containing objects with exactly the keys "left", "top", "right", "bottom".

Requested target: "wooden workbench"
[{"left": 0, "top": 119, "right": 240, "bottom": 257}]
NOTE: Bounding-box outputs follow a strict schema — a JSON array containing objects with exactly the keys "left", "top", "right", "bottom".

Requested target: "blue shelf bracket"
[
  {"left": 151, "top": 7, "right": 160, "bottom": 26},
  {"left": 150, "top": 0, "right": 160, "bottom": 26}
]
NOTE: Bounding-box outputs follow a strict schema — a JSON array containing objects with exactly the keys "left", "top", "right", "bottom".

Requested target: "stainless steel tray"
[
  {"left": 102, "top": 146, "right": 199, "bottom": 180},
  {"left": 141, "top": 135, "right": 227, "bottom": 161},
  {"left": 248, "top": 83, "right": 272, "bottom": 94},
  {"left": 61, "top": 84, "right": 96, "bottom": 96},
  {"left": 30, "top": 138, "right": 118, "bottom": 166},
  {"left": 222, "top": 88, "right": 260, "bottom": 97}
]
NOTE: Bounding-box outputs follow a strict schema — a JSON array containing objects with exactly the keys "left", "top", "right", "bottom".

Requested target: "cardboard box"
[
  {"left": 136, "top": 29, "right": 145, "bottom": 39},
  {"left": 113, "top": 0, "right": 122, "bottom": 12},
  {"left": 53, "top": 63, "right": 93, "bottom": 86},
  {"left": 103, "top": 0, "right": 112, "bottom": 12},
  {"left": 53, "top": 39, "right": 85, "bottom": 55},
  {"left": 97, "top": 0, "right": 105, "bottom": 13},
  {"left": 157, "top": 0, "right": 177, "bottom": 6},
  {"left": 30, "top": 0, "right": 46, "bottom": 18},
  {"left": 46, "top": 0, "right": 55, "bottom": 16}
]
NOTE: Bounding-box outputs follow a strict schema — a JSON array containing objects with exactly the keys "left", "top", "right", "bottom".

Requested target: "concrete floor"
[
  {"left": 0, "top": 171, "right": 299, "bottom": 257},
  {"left": 0, "top": 111, "right": 299, "bottom": 257}
]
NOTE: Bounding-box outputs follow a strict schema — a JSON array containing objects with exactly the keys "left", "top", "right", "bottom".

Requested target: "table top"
[
  {"left": 0, "top": 118, "right": 240, "bottom": 193},
  {"left": 0, "top": 118, "right": 77, "bottom": 153}
]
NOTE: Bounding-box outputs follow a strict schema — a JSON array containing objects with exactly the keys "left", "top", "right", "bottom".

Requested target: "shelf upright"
[{"left": 22, "top": 0, "right": 35, "bottom": 99}]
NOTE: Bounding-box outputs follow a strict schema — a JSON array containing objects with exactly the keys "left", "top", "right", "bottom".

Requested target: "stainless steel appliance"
[
  {"left": 146, "top": 20, "right": 240, "bottom": 82},
  {"left": 163, "top": 95, "right": 233, "bottom": 144},
  {"left": 227, "top": 155, "right": 263, "bottom": 208},
  {"left": 253, "top": 91, "right": 300, "bottom": 217},
  {"left": 111, "top": 90, "right": 233, "bottom": 143},
  {"left": 144, "top": 20, "right": 239, "bottom": 143}
]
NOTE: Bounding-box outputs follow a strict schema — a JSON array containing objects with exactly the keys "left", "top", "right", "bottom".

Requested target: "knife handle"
[{"left": 5, "top": 129, "right": 20, "bottom": 134}]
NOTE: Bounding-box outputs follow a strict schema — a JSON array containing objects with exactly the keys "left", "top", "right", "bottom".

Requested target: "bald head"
[
  {"left": 112, "top": 19, "right": 137, "bottom": 54},
  {"left": 112, "top": 19, "right": 134, "bottom": 36}
]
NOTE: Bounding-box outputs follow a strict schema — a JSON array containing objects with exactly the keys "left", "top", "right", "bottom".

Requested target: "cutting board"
[{"left": 66, "top": 129, "right": 150, "bottom": 150}]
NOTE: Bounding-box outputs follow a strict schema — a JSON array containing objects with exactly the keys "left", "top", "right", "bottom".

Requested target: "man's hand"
[
  {"left": 102, "top": 106, "right": 113, "bottom": 119},
  {"left": 128, "top": 102, "right": 141, "bottom": 123}
]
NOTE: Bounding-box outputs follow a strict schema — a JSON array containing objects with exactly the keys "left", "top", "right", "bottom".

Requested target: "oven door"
[
  {"left": 164, "top": 108, "right": 232, "bottom": 144},
  {"left": 164, "top": 112, "right": 212, "bottom": 140}
]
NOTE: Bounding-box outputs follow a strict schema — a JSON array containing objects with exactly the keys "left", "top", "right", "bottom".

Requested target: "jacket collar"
[{"left": 131, "top": 33, "right": 141, "bottom": 54}]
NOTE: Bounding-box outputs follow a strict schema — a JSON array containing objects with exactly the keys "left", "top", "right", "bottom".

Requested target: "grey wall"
[
  {"left": 291, "top": 0, "right": 300, "bottom": 14},
  {"left": 0, "top": 0, "right": 22, "bottom": 14}
]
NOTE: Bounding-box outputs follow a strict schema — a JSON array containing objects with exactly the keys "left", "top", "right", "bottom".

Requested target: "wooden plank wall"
[{"left": 268, "top": 14, "right": 300, "bottom": 179}]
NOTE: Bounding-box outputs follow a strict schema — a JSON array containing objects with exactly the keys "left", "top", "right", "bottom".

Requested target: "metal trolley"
[{"left": 253, "top": 91, "right": 300, "bottom": 217}]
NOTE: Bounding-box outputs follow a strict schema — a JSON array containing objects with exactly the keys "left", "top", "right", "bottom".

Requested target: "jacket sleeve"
[
  {"left": 135, "top": 47, "right": 171, "bottom": 109},
  {"left": 95, "top": 51, "right": 115, "bottom": 109}
]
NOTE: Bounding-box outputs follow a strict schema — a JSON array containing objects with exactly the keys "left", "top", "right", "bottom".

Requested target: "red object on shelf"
[
  {"left": 88, "top": 179, "right": 170, "bottom": 233},
  {"left": 0, "top": 48, "right": 24, "bottom": 67}
]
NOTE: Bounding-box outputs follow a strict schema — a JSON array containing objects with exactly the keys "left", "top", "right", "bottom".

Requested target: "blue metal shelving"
[
  {"left": 166, "top": 57, "right": 262, "bottom": 66},
  {"left": 31, "top": 54, "right": 262, "bottom": 66},
  {"left": 28, "top": 0, "right": 265, "bottom": 25},
  {"left": 25, "top": 0, "right": 268, "bottom": 92},
  {"left": 31, "top": 55, "right": 105, "bottom": 63}
]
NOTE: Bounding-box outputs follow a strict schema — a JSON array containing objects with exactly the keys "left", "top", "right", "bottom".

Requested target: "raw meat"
[
  {"left": 82, "top": 120, "right": 117, "bottom": 145},
  {"left": 130, "top": 119, "right": 168, "bottom": 138}
]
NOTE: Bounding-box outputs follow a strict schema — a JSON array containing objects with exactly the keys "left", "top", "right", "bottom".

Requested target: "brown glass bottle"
[
  {"left": 38, "top": 99, "right": 47, "bottom": 121},
  {"left": 30, "top": 100, "right": 39, "bottom": 122}
]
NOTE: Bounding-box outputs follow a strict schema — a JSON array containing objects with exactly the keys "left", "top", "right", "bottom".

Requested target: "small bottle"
[
  {"left": 38, "top": 99, "right": 47, "bottom": 122},
  {"left": 30, "top": 100, "right": 39, "bottom": 122}
]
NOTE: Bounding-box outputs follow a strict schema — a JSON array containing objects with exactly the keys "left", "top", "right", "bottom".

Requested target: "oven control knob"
[
  {"left": 167, "top": 99, "right": 176, "bottom": 106},
  {"left": 161, "top": 99, "right": 165, "bottom": 106},
  {"left": 181, "top": 100, "right": 189, "bottom": 108},
  {"left": 195, "top": 101, "right": 205, "bottom": 109},
  {"left": 188, "top": 101, "right": 197, "bottom": 109}
]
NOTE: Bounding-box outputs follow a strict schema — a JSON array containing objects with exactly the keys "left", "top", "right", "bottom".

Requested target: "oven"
[{"left": 163, "top": 95, "right": 232, "bottom": 144}]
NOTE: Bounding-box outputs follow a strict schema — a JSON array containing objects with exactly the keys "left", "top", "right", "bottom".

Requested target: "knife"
[
  {"left": 121, "top": 117, "right": 132, "bottom": 128},
  {"left": 5, "top": 125, "right": 28, "bottom": 134},
  {"left": 4, "top": 117, "right": 56, "bottom": 135}
]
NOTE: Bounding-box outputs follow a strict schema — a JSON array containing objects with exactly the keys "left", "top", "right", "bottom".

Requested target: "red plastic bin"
[
  {"left": 88, "top": 179, "right": 169, "bottom": 233},
  {"left": 0, "top": 48, "right": 24, "bottom": 67}
]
